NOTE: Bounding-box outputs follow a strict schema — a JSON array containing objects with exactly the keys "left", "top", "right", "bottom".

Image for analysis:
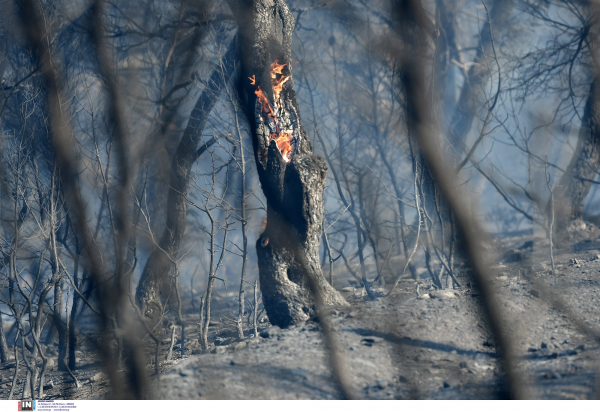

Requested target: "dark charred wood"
[{"left": 229, "top": 0, "right": 348, "bottom": 328}]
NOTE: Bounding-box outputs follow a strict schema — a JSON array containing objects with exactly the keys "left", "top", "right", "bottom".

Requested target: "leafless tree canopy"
[{"left": 1, "top": 0, "right": 600, "bottom": 401}]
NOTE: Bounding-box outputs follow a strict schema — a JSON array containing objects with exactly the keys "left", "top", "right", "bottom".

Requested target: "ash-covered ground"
[{"left": 2, "top": 230, "right": 600, "bottom": 399}]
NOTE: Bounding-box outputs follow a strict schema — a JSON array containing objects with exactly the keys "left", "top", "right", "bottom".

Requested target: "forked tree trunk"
[
  {"left": 135, "top": 40, "right": 237, "bottom": 325},
  {"left": 228, "top": 0, "right": 347, "bottom": 328},
  {"left": 553, "top": 81, "right": 600, "bottom": 234},
  {"left": 447, "top": 0, "right": 511, "bottom": 152}
]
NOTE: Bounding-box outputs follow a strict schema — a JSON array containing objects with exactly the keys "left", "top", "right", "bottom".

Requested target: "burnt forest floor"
[{"left": 3, "top": 231, "right": 600, "bottom": 399}]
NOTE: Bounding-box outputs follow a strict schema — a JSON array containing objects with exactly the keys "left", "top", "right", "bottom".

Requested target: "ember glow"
[{"left": 249, "top": 60, "right": 298, "bottom": 162}]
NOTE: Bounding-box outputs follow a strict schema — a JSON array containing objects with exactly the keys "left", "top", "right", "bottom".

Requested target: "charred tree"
[
  {"left": 553, "top": 81, "right": 600, "bottom": 234},
  {"left": 228, "top": 0, "right": 347, "bottom": 328},
  {"left": 135, "top": 40, "right": 237, "bottom": 325}
]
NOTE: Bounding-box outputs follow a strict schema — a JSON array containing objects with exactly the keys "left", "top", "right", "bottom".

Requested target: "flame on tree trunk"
[
  {"left": 249, "top": 60, "right": 298, "bottom": 161},
  {"left": 228, "top": 0, "right": 347, "bottom": 328}
]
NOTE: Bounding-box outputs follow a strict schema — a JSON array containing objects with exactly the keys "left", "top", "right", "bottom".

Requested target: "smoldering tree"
[
  {"left": 2, "top": 0, "right": 600, "bottom": 402},
  {"left": 226, "top": 0, "right": 349, "bottom": 328}
]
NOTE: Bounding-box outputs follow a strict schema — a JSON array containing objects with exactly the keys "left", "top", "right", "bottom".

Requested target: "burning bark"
[
  {"left": 228, "top": 0, "right": 348, "bottom": 328},
  {"left": 249, "top": 60, "right": 300, "bottom": 161}
]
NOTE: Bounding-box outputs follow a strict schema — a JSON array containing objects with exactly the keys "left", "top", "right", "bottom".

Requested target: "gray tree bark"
[
  {"left": 54, "top": 282, "right": 68, "bottom": 371},
  {"left": 553, "top": 81, "right": 600, "bottom": 233},
  {"left": 0, "top": 311, "right": 9, "bottom": 364},
  {"left": 135, "top": 40, "right": 237, "bottom": 326},
  {"left": 447, "top": 0, "right": 511, "bottom": 152},
  {"left": 228, "top": 0, "right": 347, "bottom": 328}
]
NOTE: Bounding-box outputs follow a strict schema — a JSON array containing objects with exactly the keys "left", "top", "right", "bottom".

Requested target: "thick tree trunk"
[
  {"left": 419, "top": 1, "right": 511, "bottom": 257},
  {"left": 135, "top": 40, "right": 237, "bottom": 325},
  {"left": 447, "top": 1, "right": 511, "bottom": 152},
  {"left": 229, "top": 0, "right": 347, "bottom": 328},
  {"left": 553, "top": 82, "right": 600, "bottom": 233}
]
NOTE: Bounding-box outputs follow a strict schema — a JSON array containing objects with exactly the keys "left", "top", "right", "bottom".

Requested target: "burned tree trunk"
[
  {"left": 135, "top": 40, "right": 237, "bottom": 325},
  {"left": 228, "top": 0, "right": 347, "bottom": 328},
  {"left": 553, "top": 81, "right": 600, "bottom": 234}
]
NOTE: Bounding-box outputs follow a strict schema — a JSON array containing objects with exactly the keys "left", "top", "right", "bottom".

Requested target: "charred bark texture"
[
  {"left": 135, "top": 40, "right": 237, "bottom": 325},
  {"left": 553, "top": 82, "right": 600, "bottom": 233},
  {"left": 229, "top": 0, "right": 347, "bottom": 328}
]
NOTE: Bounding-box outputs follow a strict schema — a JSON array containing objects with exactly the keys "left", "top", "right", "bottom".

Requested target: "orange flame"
[
  {"left": 270, "top": 61, "right": 289, "bottom": 104},
  {"left": 250, "top": 60, "right": 295, "bottom": 161}
]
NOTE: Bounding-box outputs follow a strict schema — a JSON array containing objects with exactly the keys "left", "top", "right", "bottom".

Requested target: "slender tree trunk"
[
  {"left": 553, "top": 81, "right": 600, "bottom": 234},
  {"left": 0, "top": 312, "right": 9, "bottom": 364},
  {"left": 228, "top": 0, "right": 347, "bottom": 328},
  {"left": 374, "top": 137, "right": 418, "bottom": 279},
  {"left": 48, "top": 165, "right": 67, "bottom": 372},
  {"left": 200, "top": 219, "right": 216, "bottom": 351},
  {"left": 200, "top": 213, "right": 227, "bottom": 351},
  {"left": 135, "top": 39, "right": 237, "bottom": 325},
  {"left": 54, "top": 281, "right": 68, "bottom": 371},
  {"left": 237, "top": 130, "right": 249, "bottom": 339},
  {"left": 68, "top": 259, "right": 80, "bottom": 370}
]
